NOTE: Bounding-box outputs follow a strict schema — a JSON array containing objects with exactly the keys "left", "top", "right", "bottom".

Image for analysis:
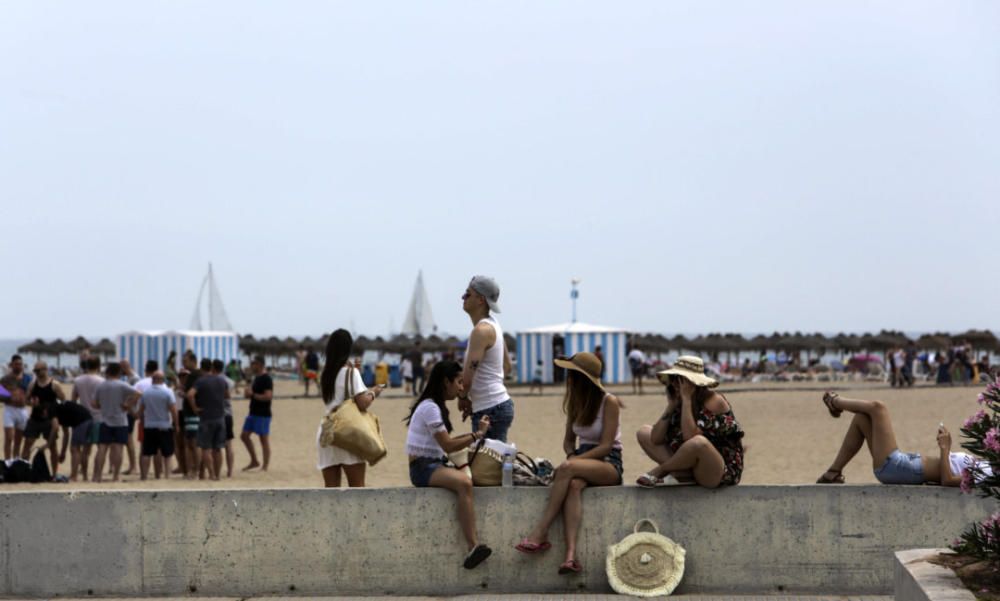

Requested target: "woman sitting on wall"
[
  {"left": 817, "top": 392, "right": 989, "bottom": 485},
  {"left": 516, "top": 352, "right": 623, "bottom": 575},
  {"left": 404, "top": 360, "right": 493, "bottom": 569},
  {"left": 635, "top": 355, "right": 744, "bottom": 488}
]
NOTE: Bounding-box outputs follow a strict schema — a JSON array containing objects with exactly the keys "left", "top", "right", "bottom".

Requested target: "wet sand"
[{"left": 1, "top": 378, "right": 982, "bottom": 491}]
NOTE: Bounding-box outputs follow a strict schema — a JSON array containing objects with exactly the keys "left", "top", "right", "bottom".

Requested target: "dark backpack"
[
  {"left": 30, "top": 451, "right": 51, "bottom": 483},
  {"left": 4, "top": 459, "right": 32, "bottom": 483}
]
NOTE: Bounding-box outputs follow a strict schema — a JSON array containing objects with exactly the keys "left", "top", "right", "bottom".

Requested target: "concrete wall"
[{"left": 0, "top": 485, "right": 992, "bottom": 597}]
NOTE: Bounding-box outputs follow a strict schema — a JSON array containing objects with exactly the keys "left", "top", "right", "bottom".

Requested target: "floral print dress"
[{"left": 665, "top": 397, "right": 745, "bottom": 485}]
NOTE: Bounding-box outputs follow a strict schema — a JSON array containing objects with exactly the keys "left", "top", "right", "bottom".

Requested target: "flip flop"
[
  {"left": 558, "top": 559, "right": 583, "bottom": 574},
  {"left": 515, "top": 539, "right": 552, "bottom": 554},
  {"left": 822, "top": 391, "right": 843, "bottom": 418},
  {"left": 661, "top": 474, "right": 695, "bottom": 486},
  {"left": 636, "top": 473, "right": 665, "bottom": 488},
  {"left": 463, "top": 544, "right": 492, "bottom": 569}
]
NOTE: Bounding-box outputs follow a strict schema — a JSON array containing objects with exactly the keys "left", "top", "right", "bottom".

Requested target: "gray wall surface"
[{"left": 0, "top": 486, "right": 991, "bottom": 597}]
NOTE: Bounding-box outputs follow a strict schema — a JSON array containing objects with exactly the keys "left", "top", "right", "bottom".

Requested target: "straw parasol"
[
  {"left": 16, "top": 339, "right": 48, "bottom": 357},
  {"left": 68, "top": 336, "right": 92, "bottom": 352},
  {"left": 952, "top": 330, "right": 1000, "bottom": 353},
  {"left": 917, "top": 332, "right": 952, "bottom": 351},
  {"left": 93, "top": 338, "right": 117, "bottom": 357}
]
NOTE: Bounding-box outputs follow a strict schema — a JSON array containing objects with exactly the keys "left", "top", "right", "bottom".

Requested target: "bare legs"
[
  {"left": 428, "top": 467, "right": 480, "bottom": 550},
  {"left": 645, "top": 435, "right": 725, "bottom": 488},
  {"left": 242, "top": 432, "right": 270, "bottom": 471},
  {"left": 823, "top": 394, "right": 899, "bottom": 474},
  {"left": 200, "top": 448, "right": 223, "bottom": 480},
  {"left": 93, "top": 443, "right": 123, "bottom": 482},
  {"left": 523, "top": 458, "right": 619, "bottom": 564},
  {"left": 4, "top": 427, "right": 24, "bottom": 461},
  {"left": 322, "top": 463, "right": 366, "bottom": 488}
]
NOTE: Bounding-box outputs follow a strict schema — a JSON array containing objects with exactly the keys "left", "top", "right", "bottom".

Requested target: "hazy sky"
[{"left": 2, "top": 2, "right": 998, "bottom": 339}]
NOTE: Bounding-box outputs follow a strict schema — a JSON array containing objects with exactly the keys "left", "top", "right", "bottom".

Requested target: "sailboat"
[
  {"left": 190, "top": 263, "right": 234, "bottom": 332},
  {"left": 400, "top": 270, "right": 436, "bottom": 337}
]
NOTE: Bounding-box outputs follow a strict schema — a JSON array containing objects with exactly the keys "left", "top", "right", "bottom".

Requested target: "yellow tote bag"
[{"left": 321, "top": 366, "right": 387, "bottom": 466}]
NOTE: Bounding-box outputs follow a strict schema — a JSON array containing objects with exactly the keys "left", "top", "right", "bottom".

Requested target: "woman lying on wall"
[
  {"left": 817, "top": 392, "right": 990, "bottom": 486},
  {"left": 404, "top": 360, "right": 492, "bottom": 570},
  {"left": 635, "top": 356, "right": 745, "bottom": 488},
  {"left": 516, "top": 352, "right": 623, "bottom": 575}
]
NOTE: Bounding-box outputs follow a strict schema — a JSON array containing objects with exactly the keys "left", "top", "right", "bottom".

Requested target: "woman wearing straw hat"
[
  {"left": 636, "top": 355, "right": 744, "bottom": 488},
  {"left": 515, "top": 352, "right": 623, "bottom": 575}
]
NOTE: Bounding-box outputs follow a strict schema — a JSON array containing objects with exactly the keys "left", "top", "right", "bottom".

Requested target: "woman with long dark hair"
[
  {"left": 635, "top": 355, "right": 744, "bottom": 488},
  {"left": 516, "top": 352, "right": 622, "bottom": 575},
  {"left": 404, "top": 360, "right": 493, "bottom": 569},
  {"left": 317, "top": 329, "right": 384, "bottom": 487}
]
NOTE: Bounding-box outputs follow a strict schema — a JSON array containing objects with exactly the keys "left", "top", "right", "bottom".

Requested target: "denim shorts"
[
  {"left": 874, "top": 449, "right": 924, "bottom": 485},
  {"left": 99, "top": 424, "right": 129, "bottom": 445},
  {"left": 409, "top": 456, "right": 446, "bottom": 487},
  {"left": 574, "top": 443, "right": 624, "bottom": 483},
  {"left": 472, "top": 399, "right": 514, "bottom": 443}
]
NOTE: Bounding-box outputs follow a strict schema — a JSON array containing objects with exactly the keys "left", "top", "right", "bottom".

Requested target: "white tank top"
[
  {"left": 469, "top": 316, "right": 509, "bottom": 413},
  {"left": 572, "top": 395, "right": 623, "bottom": 450}
]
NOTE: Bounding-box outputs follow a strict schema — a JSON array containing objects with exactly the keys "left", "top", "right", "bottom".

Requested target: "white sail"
[
  {"left": 401, "top": 270, "right": 436, "bottom": 337},
  {"left": 190, "top": 263, "right": 234, "bottom": 332}
]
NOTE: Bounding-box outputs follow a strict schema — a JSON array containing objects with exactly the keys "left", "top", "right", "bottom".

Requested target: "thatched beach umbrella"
[
  {"left": 68, "top": 336, "right": 92, "bottom": 352},
  {"left": 16, "top": 338, "right": 48, "bottom": 359},
  {"left": 917, "top": 333, "right": 952, "bottom": 351},
  {"left": 832, "top": 333, "right": 861, "bottom": 354},
  {"left": 93, "top": 338, "right": 116, "bottom": 358},
  {"left": 953, "top": 330, "right": 1000, "bottom": 353}
]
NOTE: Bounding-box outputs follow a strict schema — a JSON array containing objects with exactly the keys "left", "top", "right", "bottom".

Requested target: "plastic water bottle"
[{"left": 501, "top": 453, "right": 514, "bottom": 487}]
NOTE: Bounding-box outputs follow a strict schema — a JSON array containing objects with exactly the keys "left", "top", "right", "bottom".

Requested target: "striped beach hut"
[
  {"left": 516, "top": 323, "right": 629, "bottom": 385},
  {"left": 116, "top": 330, "right": 240, "bottom": 373}
]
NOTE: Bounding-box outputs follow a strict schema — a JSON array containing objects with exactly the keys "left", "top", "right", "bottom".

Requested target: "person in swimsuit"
[
  {"left": 817, "top": 392, "right": 989, "bottom": 485},
  {"left": 636, "top": 355, "right": 745, "bottom": 488},
  {"left": 516, "top": 352, "right": 623, "bottom": 576}
]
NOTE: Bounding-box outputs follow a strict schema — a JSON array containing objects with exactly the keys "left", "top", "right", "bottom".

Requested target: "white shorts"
[
  {"left": 316, "top": 424, "right": 365, "bottom": 470},
  {"left": 4, "top": 406, "right": 30, "bottom": 431}
]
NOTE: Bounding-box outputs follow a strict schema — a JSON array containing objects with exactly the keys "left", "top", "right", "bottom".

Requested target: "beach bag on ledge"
[
  {"left": 606, "top": 519, "right": 686, "bottom": 598},
  {"left": 512, "top": 453, "right": 554, "bottom": 486},
  {"left": 320, "top": 367, "right": 387, "bottom": 466},
  {"left": 468, "top": 438, "right": 516, "bottom": 486}
]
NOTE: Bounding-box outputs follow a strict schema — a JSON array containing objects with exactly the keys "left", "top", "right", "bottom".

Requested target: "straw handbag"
[
  {"left": 320, "top": 367, "right": 387, "bottom": 466},
  {"left": 606, "top": 519, "right": 686, "bottom": 597},
  {"left": 468, "top": 438, "right": 516, "bottom": 486}
]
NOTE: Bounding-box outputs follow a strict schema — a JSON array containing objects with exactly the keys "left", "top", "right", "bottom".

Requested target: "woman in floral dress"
[{"left": 635, "top": 355, "right": 744, "bottom": 488}]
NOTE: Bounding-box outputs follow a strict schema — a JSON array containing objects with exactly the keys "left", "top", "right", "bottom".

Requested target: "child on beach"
[
  {"left": 635, "top": 355, "right": 744, "bottom": 488},
  {"left": 817, "top": 392, "right": 990, "bottom": 485},
  {"left": 516, "top": 352, "right": 622, "bottom": 575},
  {"left": 404, "top": 360, "right": 492, "bottom": 570}
]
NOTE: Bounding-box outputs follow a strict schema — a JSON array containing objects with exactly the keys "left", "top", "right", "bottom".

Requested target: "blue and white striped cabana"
[
  {"left": 116, "top": 330, "right": 240, "bottom": 373},
  {"left": 516, "top": 323, "right": 629, "bottom": 384}
]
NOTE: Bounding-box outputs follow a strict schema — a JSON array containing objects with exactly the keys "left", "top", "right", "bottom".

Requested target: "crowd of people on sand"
[
  {"left": 2, "top": 274, "right": 993, "bottom": 574},
  {"left": 0, "top": 351, "right": 274, "bottom": 483}
]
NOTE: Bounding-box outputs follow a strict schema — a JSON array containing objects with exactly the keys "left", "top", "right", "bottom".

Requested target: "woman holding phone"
[
  {"left": 404, "top": 360, "right": 493, "bottom": 569},
  {"left": 317, "top": 329, "right": 384, "bottom": 488}
]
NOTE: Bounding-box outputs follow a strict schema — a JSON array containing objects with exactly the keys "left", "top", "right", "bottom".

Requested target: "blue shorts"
[
  {"left": 574, "top": 443, "right": 624, "bottom": 483},
  {"left": 242, "top": 415, "right": 271, "bottom": 436},
  {"left": 99, "top": 424, "right": 129, "bottom": 445},
  {"left": 471, "top": 399, "right": 514, "bottom": 443},
  {"left": 409, "top": 456, "right": 446, "bottom": 487},
  {"left": 874, "top": 449, "right": 924, "bottom": 485}
]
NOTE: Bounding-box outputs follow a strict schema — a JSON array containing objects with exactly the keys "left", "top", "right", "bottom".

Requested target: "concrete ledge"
[
  {"left": 895, "top": 549, "right": 975, "bottom": 601},
  {"left": 0, "top": 486, "right": 992, "bottom": 597}
]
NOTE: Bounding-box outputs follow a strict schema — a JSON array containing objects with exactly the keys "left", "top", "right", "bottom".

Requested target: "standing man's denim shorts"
[{"left": 471, "top": 399, "right": 514, "bottom": 442}]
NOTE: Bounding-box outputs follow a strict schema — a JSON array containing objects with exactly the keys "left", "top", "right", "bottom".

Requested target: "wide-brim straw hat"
[
  {"left": 554, "top": 352, "right": 605, "bottom": 392},
  {"left": 606, "top": 519, "right": 686, "bottom": 597},
  {"left": 656, "top": 355, "right": 718, "bottom": 388}
]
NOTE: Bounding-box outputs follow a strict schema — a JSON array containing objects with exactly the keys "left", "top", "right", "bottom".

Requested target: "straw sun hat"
[
  {"left": 655, "top": 355, "right": 718, "bottom": 388},
  {"left": 554, "top": 352, "right": 605, "bottom": 391},
  {"left": 606, "top": 519, "right": 686, "bottom": 597}
]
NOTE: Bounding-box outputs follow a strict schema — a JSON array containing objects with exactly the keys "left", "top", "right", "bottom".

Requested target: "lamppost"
[{"left": 570, "top": 278, "right": 581, "bottom": 323}]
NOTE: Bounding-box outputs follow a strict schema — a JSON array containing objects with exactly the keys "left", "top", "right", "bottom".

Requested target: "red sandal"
[
  {"left": 558, "top": 559, "right": 582, "bottom": 574},
  {"left": 515, "top": 539, "right": 552, "bottom": 554}
]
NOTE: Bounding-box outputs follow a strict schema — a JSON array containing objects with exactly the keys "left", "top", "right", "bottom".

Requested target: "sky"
[{"left": 2, "top": 1, "right": 999, "bottom": 340}]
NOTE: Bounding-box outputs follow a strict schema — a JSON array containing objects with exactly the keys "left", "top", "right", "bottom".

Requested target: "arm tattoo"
[{"left": 470, "top": 360, "right": 480, "bottom": 370}]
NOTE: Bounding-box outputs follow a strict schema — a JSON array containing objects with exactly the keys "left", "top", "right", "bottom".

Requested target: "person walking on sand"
[
  {"left": 404, "top": 360, "right": 493, "bottom": 570},
  {"left": 241, "top": 355, "right": 272, "bottom": 471},
  {"left": 458, "top": 276, "right": 513, "bottom": 441},
  {"left": 317, "top": 329, "right": 385, "bottom": 487}
]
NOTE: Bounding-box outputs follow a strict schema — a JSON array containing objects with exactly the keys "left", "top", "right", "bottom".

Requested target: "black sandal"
[
  {"left": 816, "top": 469, "right": 845, "bottom": 484},
  {"left": 463, "top": 544, "right": 492, "bottom": 569},
  {"left": 822, "top": 391, "right": 843, "bottom": 418}
]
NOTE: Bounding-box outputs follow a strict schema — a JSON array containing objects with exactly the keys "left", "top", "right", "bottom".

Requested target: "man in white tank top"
[{"left": 459, "top": 276, "right": 514, "bottom": 442}]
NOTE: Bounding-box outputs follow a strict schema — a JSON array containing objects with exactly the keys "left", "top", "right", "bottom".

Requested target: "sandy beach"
[{"left": 1, "top": 378, "right": 984, "bottom": 492}]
